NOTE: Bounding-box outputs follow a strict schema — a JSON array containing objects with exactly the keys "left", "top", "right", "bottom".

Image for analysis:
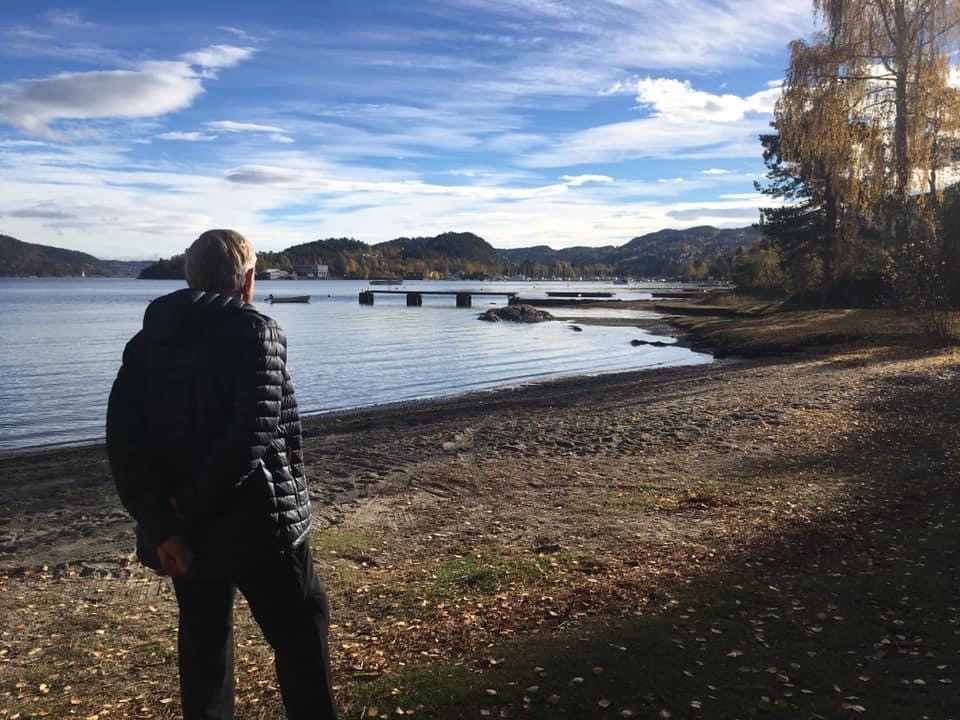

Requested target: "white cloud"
[
  {"left": 206, "top": 120, "right": 286, "bottom": 133},
  {"left": 0, "top": 64, "right": 202, "bottom": 138},
  {"left": 269, "top": 134, "right": 295, "bottom": 144},
  {"left": 156, "top": 131, "right": 218, "bottom": 142},
  {"left": 635, "top": 77, "right": 781, "bottom": 122},
  {"left": 702, "top": 168, "right": 732, "bottom": 175},
  {"left": 0, "top": 46, "right": 255, "bottom": 139}
]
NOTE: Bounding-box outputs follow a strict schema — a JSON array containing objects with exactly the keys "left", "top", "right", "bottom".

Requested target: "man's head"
[{"left": 184, "top": 229, "right": 257, "bottom": 301}]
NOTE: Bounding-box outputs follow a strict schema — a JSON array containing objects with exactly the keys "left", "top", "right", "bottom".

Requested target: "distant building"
[
  {"left": 294, "top": 264, "right": 329, "bottom": 279},
  {"left": 258, "top": 268, "right": 293, "bottom": 280}
]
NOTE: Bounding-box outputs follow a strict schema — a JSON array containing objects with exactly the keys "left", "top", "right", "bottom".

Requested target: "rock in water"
[
  {"left": 479, "top": 305, "right": 554, "bottom": 323},
  {"left": 631, "top": 338, "right": 670, "bottom": 347}
]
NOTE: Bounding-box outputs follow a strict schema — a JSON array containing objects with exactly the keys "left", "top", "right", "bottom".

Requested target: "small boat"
[{"left": 264, "top": 294, "right": 311, "bottom": 304}]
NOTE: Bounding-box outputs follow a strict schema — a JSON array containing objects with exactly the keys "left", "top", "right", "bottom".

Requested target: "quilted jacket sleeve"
[
  {"left": 106, "top": 340, "right": 185, "bottom": 546},
  {"left": 175, "top": 315, "right": 287, "bottom": 518}
]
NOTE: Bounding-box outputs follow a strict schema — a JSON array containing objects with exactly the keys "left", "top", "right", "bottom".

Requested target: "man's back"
[{"left": 107, "top": 287, "right": 310, "bottom": 559}]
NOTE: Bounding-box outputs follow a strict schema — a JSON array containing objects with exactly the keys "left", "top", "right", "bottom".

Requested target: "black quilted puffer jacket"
[{"left": 106, "top": 288, "right": 311, "bottom": 554}]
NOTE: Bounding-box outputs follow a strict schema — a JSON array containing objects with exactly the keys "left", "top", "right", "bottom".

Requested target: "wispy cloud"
[
  {"left": 219, "top": 26, "right": 261, "bottom": 43},
  {"left": 44, "top": 9, "right": 97, "bottom": 28},
  {"left": 427, "top": 0, "right": 812, "bottom": 72},
  {"left": 520, "top": 77, "right": 782, "bottom": 167},
  {"left": 3, "top": 203, "right": 77, "bottom": 220},
  {"left": 181, "top": 45, "right": 256, "bottom": 72},
  {"left": 156, "top": 131, "right": 218, "bottom": 142},
  {"left": 206, "top": 120, "right": 285, "bottom": 133},
  {"left": 6, "top": 27, "right": 53, "bottom": 40},
  {"left": 561, "top": 174, "right": 613, "bottom": 187}
]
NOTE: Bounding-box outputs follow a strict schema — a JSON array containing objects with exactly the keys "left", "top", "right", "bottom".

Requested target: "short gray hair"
[{"left": 184, "top": 229, "right": 256, "bottom": 295}]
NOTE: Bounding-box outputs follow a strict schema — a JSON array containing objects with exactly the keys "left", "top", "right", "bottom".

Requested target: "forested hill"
[
  {"left": 617, "top": 225, "right": 763, "bottom": 278},
  {"left": 500, "top": 225, "right": 763, "bottom": 279},
  {"left": 266, "top": 231, "right": 500, "bottom": 279},
  {"left": 131, "top": 224, "right": 764, "bottom": 281},
  {"left": 0, "top": 234, "right": 148, "bottom": 277}
]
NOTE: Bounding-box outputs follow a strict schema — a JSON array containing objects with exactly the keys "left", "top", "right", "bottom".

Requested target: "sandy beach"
[{"left": 2, "top": 332, "right": 959, "bottom": 718}]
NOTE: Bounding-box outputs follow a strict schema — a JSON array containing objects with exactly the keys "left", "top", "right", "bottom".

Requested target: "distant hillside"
[
  {"left": 614, "top": 225, "right": 763, "bottom": 279},
  {"left": 0, "top": 234, "right": 130, "bottom": 277},
  {"left": 500, "top": 225, "right": 762, "bottom": 279},
  {"left": 256, "top": 232, "right": 499, "bottom": 280},
  {"left": 379, "top": 231, "right": 498, "bottom": 263},
  {"left": 138, "top": 224, "right": 764, "bottom": 281}
]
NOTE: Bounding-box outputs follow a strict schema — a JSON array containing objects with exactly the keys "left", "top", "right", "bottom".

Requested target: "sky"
[{"left": 0, "top": 1, "right": 817, "bottom": 259}]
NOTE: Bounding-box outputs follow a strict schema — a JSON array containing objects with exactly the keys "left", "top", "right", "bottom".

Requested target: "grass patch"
[
  {"left": 419, "top": 547, "right": 554, "bottom": 597},
  {"left": 311, "top": 528, "right": 376, "bottom": 559}
]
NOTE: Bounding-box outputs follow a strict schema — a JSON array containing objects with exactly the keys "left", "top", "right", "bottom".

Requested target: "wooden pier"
[{"left": 359, "top": 289, "right": 517, "bottom": 308}]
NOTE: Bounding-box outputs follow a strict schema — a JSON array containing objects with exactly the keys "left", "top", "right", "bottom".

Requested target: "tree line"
[{"left": 138, "top": 227, "right": 760, "bottom": 282}]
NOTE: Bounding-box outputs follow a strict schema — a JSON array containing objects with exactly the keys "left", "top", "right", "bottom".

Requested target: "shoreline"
[
  {"left": 0, "top": 355, "right": 744, "bottom": 573},
  {"left": 0, "top": 306, "right": 700, "bottom": 459},
  {"left": 0, "top": 351, "right": 723, "bottom": 462}
]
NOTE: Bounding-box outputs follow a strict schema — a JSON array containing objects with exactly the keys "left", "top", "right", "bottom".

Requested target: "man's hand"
[{"left": 156, "top": 535, "right": 193, "bottom": 577}]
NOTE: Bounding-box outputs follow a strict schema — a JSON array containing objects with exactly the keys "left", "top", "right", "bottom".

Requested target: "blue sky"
[{"left": 0, "top": 1, "right": 815, "bottom": 259}]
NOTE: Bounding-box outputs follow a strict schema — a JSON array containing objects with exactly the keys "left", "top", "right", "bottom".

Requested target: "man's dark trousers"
[{"left": 173, "top": 538, "right": 337, "bottom": 720}]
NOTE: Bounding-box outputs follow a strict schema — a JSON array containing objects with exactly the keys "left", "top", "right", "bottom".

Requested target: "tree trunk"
[
  {"left": 893, "top": 0, "right": 912, "bottom": 252},
  {"left": 821, "top": 179, "right": 839, "bottom": 308}
]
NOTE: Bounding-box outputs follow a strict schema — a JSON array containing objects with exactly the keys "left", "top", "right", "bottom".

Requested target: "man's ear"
[{"left": 241, "top": 267, "right": 256, "bottom": 303}]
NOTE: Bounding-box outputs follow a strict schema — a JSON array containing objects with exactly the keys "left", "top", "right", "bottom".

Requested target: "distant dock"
[
  {"left": 359, "top": 289, "right": 518, "bottom": 308},
  {"left": 544, "top": 291, "right": 614, "bottom": 298}
]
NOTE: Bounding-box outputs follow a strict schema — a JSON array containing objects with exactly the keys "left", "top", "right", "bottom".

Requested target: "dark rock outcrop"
[{"left": 479, "top": 304, "right": 554, "bottom": 323}]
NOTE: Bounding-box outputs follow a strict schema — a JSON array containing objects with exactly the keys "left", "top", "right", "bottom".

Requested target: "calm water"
[{"left": 0, "top": 278, "right": 712, "bottom": 451}]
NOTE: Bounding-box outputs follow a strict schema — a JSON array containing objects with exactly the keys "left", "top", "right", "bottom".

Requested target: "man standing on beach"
[{"left": 106, "top": 229, "right": 337, "bottom": 720}]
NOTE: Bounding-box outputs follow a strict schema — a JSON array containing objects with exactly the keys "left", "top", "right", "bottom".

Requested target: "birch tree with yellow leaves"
[{"left": 770, "top": 0, "right": 960, "bottom": 319}]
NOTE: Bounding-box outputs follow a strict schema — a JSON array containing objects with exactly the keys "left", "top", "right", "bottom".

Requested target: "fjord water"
[{"left": 0, "top": 278, "right": 712, "bottom": 452}]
